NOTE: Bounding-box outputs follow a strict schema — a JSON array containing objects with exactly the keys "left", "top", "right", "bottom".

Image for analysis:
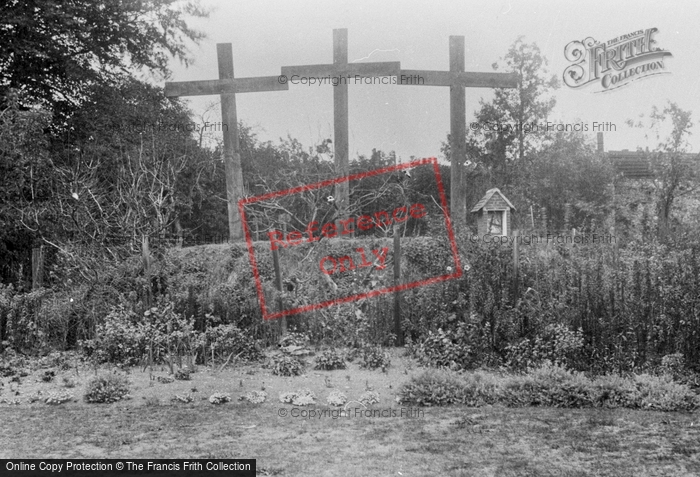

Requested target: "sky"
[{"left": 165, "top": 0, "right": 700, "bottom": 162}]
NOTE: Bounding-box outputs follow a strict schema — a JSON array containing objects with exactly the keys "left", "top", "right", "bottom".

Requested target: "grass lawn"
[{"left": 1, "top": 349, "right": 698, "bottom": 477}]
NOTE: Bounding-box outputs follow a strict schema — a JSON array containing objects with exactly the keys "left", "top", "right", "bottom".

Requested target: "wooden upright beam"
[
  {"left": 217, "top": 44, "right": 244, "bottom": 242},
  {"left": 449, "top": 36, "right": 468, "bottom": 230},
  {"left": 164, "top": 43, "right": 288, "bottom": 241},
  {"left": 334, "top": 29, "right": 350, "bottom": 225},
  {"left": 397, "top": 37, "right": 518, "bottom": 231},
  {"left": 281, "top": 29, "right": 400, "bottom": 229}
]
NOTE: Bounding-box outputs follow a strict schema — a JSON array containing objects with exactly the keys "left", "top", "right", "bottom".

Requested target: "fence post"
[
  {"left": 142, "top": 235, "right": 152, "bottom": 307},
  {"left": 32, "top": 246, "right": 44, "bottom": 290},
  {"left": 393, "top": 225, "right": 403, "bottom": 346},
  {"left": 512, "top": 229, "right": 519, "bottom": 303},
  {"left": 272, "top": 247, "right": 287, "bottom": 335}
]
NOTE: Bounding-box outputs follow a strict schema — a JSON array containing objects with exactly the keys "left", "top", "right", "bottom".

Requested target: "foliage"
[
  {"left": 171, "top": 394, "right": 193, "bottom": 404},
  {"left": 505, "top": 324, "right": 585, "bottom": 370},
  {"left": 279, "top": 389, "right": 316, "bottom": 406},
  {"left": 358, "top": 391, "right": 380, "bottom": 406},
  {"left": 174, "top": 368, "right": 191, "bottom": 381},
  {"left": 1, "top": 0, "right": 206, "bottom": 118},
  {"left": 627, "top": 101, "right": 699, "bottom": 242},
  {"left": 201, "top": 321, "right": 264, "bottom": 363},
  {"left": 398, "top": 363, "right": 700, "bottom": 411},
  {"left": 83, "top": 374, "right": 130, "bottom": 404},
  {"left": 278, "top": 332, "right": 309, "bottom": 348},
  {"left": 45, "top": 392, "right": 74, "bottom": 405},
  {"left": 326, "top": 390, "right": 347, "bottom": 407},
  {"left": 411, "top": 327, "right": 476, "bottom": 370},
  {"left": 270, "top": 355, "right": 305, "bottom": 377},
  {"left": 78, "top": 297, "right": 262, "bottom": 367},
  {"left": 208, "top": 392, "right": 231, "bottom": 405},
  {"left": 239, "top": 391, "right": 267, "bottom": 404},
  {"left": 359, "top": 346, "right": 391, "bottom": 370},
  {"left": 314, "top": 349, "right": 346, "bottom": 370},
  {"left": 524, "top": 130, "right": 614, "bottom": 232},
  {"left": 444, "top": 37, "right": 559, "bottom": 193},
  {"left": 398, "top": 370, "right": 470, "bottom": 407}
]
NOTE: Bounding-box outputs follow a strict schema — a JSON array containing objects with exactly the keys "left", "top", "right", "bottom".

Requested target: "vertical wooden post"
[
  {"left": 271, "top": 247, "right": 287, "bottom": 334},
  {"left": 512, "top": 229, "right": 520, "bottom": 303},
  {"left": 449, "top": 36, "right": 467, "bottom": 232},
  {"left": 393, "top": 226, "right": 403, "bottom": 346},
  {"left": 334, "top": 30, "right": 350, "bottom": 226},
  {"left": 165, "top": 45, "right": 288, "bottom": 241},
  {"left": 142, "top": 235, "right": 152, "bottom": 307},
  {"left": 217, "top": 44, "right": 245, "bottom": 241},
  {"left": 31, "top": 246, "right": 44, "bottom": 290}
]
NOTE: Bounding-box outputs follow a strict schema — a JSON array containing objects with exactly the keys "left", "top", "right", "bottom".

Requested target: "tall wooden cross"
[
  {"left": 281, "top": 29, "right": 400, "bottom": 223},
  {"left": 164, "top": 43, "right": 288, "bottom": 241},
  {"left": 399, "top": 36, "right": 518, "bottom": 230}
]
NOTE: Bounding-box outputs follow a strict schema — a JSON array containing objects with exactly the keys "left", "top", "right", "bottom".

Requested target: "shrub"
[
  {"left": 411, "top": 328, "right": 471, "bottom": 369},
  {"left": 171, "top": 394, "right": 194, "bottom": 404},
  {"left": 45, "top": 392, "right": 73, "bottom": 405},
  {"left": 359, "top": 346, "right": 390, "bottom": 370},
  {"left": 80, "top": 305, "right": 145, "bottom": 366},
  {"left": 592, "top": 374, "right": 638, "bottom": 408},
  {"left": 358, "top": 391, "right": 380, "bottom": 406},
  {"left": 279, "top": 389, "right": 316, "bottom": 406},
  {"left": 279, "top": 391, "right": 298, "bottom": 404},
  {"left": 632, "top": 374, "right": 699, "bottom": 412},
  {"left": 397, "top": 364, "right": 700, "bottom": 411},
  {"left": 326, "top": 390, "right": 347, "bottom": 407},
  {"left": 202, "top": 322, "right": 264, "bottom": 363},
  {"left": 174, "top": 368, "right": 191, "bottom": 380},
  {"left": 522, "top": 361, "right": 595, "bottom": 408},
  {"left": 278, "top": 332, "right": 309, "bottom": 348},
  {"left": 398, "top": 370, "right": 467, "bottom": 406},
  {"left": 314, "top": 349, "right": 346, "bottom": 370},
  {"left": 84, "top": 374, "right": 130, "bottom": 403},
  {"left": 270, "top": 355, "right": 305, "bottom": 376},
  {"left": 660, "top": 353, "right": 685, "bottom": 374},
  {"left": 239, "top": 391, "right": 267, "bottom": 404},
  {"left": 505, "top": 325, "right": 584, "bottom": 370},
  {"left": 208, "top": 392, "right": 231, "bottom": 404}
]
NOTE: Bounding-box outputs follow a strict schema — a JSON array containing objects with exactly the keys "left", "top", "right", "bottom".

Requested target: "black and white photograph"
[{"left": 1, "top": 1, "right": 699, "bottom": 475}]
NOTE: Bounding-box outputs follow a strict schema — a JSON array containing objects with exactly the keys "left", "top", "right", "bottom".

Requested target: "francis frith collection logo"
[{"left": 563, "top": 28, "right": 672, "bottom": 92}]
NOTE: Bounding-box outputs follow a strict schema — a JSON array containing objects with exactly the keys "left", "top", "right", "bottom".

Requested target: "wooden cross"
[
  {"left": 164, "top": 43, "right": 288, "bottom": 241},
  {"left": 281, "top": 29, "right": 400, "bottom": 222},
  {"left": 398, "top": 36, "right": 518, "bottom": 230}
]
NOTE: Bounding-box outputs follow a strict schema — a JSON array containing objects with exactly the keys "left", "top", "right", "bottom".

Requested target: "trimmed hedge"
[{"left": 398, "top": 362, "right": 700, "bottom": 411}]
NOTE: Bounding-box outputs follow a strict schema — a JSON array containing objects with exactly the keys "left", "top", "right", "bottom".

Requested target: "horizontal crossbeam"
[
  {"left": 164, "top": 76, "right": 288, "bottom": 98},
  {"left": 281, "top": 61, "right": 401, "bottom": 78},
  {"left": 398, "top": 70, "right": 518, "bottom": 88}
]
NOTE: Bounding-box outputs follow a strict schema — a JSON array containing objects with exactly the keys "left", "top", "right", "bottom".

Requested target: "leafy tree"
[
  {"left": 524, "top": 129, "right": 614, "bottom": 232},
  {"left": 0, "top": 0, "right": 206, "bottom": 120},
  {"left": 627, "top": 101, "right": 699, "bottom": 242},
  {"left": 0, "top": 92, "right": 53, "bottom": 284},
  {"left": 445, "top": 38, "right": 559, "bottom": 190}
]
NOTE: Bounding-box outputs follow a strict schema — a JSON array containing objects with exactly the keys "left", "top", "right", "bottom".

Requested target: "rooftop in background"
[
  {"left": 597, "top": 133, "right": 700, "bottom": 180},
  {"left": 470, "top": 188, "right": 516, "bottom": 213}
]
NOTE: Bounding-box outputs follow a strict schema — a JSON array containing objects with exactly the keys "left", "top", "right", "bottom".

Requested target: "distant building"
[
  {"left": 597, "top": 132, "right": 699, "bottom": 180},
  {"left": 471, "top": 188, "right": 515, "bottom": 237}
]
